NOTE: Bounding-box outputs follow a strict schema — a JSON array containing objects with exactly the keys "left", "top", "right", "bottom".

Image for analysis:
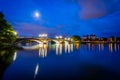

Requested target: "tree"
[
  {"left": 101, "top": 37, "right": 107, "bottom": 41},
  {"left": 71, "top": 35, "right": 81, "bottom": 42},
  {"left": 0, "top": 47, "right": 16, "bottom": 79},
  {"left": 0, "top": 12, "right": 16, "bottom": 44},
  {"left": 116, "top": 37, "right": 120, "bottom": 41}
]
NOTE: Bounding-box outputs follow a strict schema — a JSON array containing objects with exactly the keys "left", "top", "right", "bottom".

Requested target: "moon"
[{"left": 33, "top": 11, "right": 40, "bottom": 18}]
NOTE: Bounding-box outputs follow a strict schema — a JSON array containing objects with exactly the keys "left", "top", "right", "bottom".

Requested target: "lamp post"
[
  {"left": 38, "top": 34, "right": 42, "bottom": 37},
  {"left": 13, "top": 31, "right": 17, "bottom": 35},
  {"left": 38, "top": 33, "right": 48, "bottom": 44},
  {"left": 39, "top": 33, "right": 48, "bottom": 38},
  {"left": 64, "top": 37, "right": 71, "bottom": 41},
  {"left": 55, "top": 36, "right": 59, "bottom": 39},
  {"left": 55, "top": 35, "right": 63, "bottom": 39}
]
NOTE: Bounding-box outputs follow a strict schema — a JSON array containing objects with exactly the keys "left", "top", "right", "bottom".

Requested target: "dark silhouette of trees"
[
  {"left": 71, "top": 35, "right": 81, "bottom": 42},
  {"left": 0, "top": 12, "right": 16, "bottom": 44},
  {"left": 100, "top": 37, "right": 107, "bottom": 41},
  {"left": 0, "top": 47, "right": 16, "bottom": 79},
  {"left": 116, "top": 37, "right": 120, "bottom": 42}
]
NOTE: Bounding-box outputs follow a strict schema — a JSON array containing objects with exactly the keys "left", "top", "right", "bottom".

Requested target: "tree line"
[{"left": 0, "top": 12, "right": 16, "bottom": 46}]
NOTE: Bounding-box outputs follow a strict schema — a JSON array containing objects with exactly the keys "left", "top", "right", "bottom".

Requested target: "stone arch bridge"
[{"left": 15, "top": 37, "right": 71, "bottom": 44}]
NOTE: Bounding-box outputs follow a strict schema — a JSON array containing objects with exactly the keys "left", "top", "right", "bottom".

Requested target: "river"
[{"left": 0, "top": 43, "right": 120, "bottom": 80}]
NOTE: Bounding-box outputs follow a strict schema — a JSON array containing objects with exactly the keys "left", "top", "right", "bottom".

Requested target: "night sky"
[{"left": 0, "top": 0, "right": 120, "bottom": 37}]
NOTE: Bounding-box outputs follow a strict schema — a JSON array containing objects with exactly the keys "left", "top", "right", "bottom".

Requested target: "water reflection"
[
  {"left": 114, "top": 43, "right": 117, "bottom": 52},
  {"left": 55, "top": 43, "right": 74, "bottom": 55},
  {"left": 13, "top": 51, "right": 17, "bottom": 61},
  {"left": 101, "top": 44, "right": 104, "bottom": 51},
  {"left": 39, "top": 44, "right": 48, "bottom": 58},
  {"left": 99, "top": 43, "right": 120, "bottom": 53},
  {"left": 34, "top": 63, "right": 39, "bottom": 79},
  {"left": 98, "top": 43, "right": 104, "bottom": 51},
  {"left": 65, "top": 43, "right": 73, "bottom": 53},
  {"left": 56, "top": 44, "right": 62, "bottom": 55},
  {"left": 75, "top": 43, "right": 80, "bottom": 50},
  {"left": 19, "top": 42, "right": 120, "bottom": 57},
  {"left": 1, "top": 43, "right": 120, "bottom": 80},
  {"left": 118, "top": 44, "right": 120, "bottom": 50},
  {"left": 80, "top": 43, "right": 120, "bottom": 53},
  {"left": 88, "top": 43, "right": 91, "bottom": 50},
  {"left": 0, "top": 47, "right": 16, "bottom": 79},
  {"left": 108, "top": 43, "right": 120, "bottom": 53},
  {"left": 109, "top": 43, "right": 113, "bottom": 53}
]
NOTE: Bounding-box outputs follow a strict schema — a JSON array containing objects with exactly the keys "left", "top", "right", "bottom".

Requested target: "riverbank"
[{"left": 0, "top": 42, "right": 19, "bottom": 50}]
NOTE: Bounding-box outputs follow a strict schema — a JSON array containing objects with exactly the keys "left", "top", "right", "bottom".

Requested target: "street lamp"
[
  {"left": 13, "top": 31, "right": 18, "bottom": 35},
  {"left": 68, "top": 38, "right": 71, "bottom": 40},
  {"left": 55, "top": 35, "right": 63, "bottom": 39},
  {"left": 64, "top": 37, "right": 71, "bottom": 40},
  {"left": 38, "top": 34, "right": 42, "bottom": 37},
  {"left": 65, "top": 38, "right": 67, "bottom": 40},
  {"left": 59, "top": 36, "right": 63, "bottom": 39},
  {"left": 39, "top": 33, "right": 48, "bottom": 38},
  {"left": 56, "top": 36, "right": 59, "bottom": 39},
  {"left": 44, "top": 34, "right": 47, "bottom": 37}
]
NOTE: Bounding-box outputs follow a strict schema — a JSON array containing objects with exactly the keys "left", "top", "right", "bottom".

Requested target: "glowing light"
[
  {"left": 35, "top": 12, "right": 39, "bottom": 17},
  {"left": 55, "top": 35, "right": 63, "bottom": 39},
  {"left": 43, "top": 40, "right": 47, "bottom": 43},
  {"left": 38, "top": 34, "right": 42, "bottom": 37},
  {"left": 44, "top": 34, "right": 47, "bottom": 37},
  {"left": 34, "top": 11, "right": 40, "bottom": 18},
  {"left": 13, "top": 31, "right": 17, "bottom": 35},
  {"left": 13, "top": 51, "right": 17, "bottom": 61},
  {"left": 59, "top": 36, "right": 63, "bottom": 39},
  {"left": 65, "top": 38, "right": 67, "bottom": 40},
  {"left": 39, "top": 33, "right": 48, "bottom": 38},
  {"left": 56, "top": 36, "right": 59, "bottom": 39},
  {"left": 34, "top": 64, "right": 39, "bottom": 78},
  {"left": 39, "top": 44, "right": 48, "bottom": 58},
  {"left": 68, "top": 38, "right": 71, "bottom": 40}
]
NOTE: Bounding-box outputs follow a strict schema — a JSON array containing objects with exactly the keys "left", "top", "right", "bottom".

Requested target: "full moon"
[{"left": 34, "top": 11, "right": 40, "bottom": 18}]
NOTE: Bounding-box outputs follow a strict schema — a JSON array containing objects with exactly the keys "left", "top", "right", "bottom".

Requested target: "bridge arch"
[
  {"left": 52, "top": 39, "right": 60, "bottom": 44},
  {"left": 15, "top": 39, "right": 44, "bottom": 45},
  {"left": 64, "top": 41, "right": 69, "bottom": 44}
]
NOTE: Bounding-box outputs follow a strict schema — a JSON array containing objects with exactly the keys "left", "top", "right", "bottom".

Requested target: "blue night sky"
[{"left": 0, "top": 0, "right": 120, "bottom": 37}]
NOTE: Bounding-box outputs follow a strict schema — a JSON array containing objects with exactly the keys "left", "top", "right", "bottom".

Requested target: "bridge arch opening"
[{"left": 15, "top": 39, "right": 44, "bottom": 45}]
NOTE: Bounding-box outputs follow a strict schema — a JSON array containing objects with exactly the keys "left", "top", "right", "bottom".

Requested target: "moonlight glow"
[{"left": 34, "top": 11, "right": 40, "bottom": 18}]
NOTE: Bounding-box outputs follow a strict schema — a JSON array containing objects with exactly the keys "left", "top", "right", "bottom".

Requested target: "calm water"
[{"left": 0, "top": 43, "right": 120, "bottom": 80}]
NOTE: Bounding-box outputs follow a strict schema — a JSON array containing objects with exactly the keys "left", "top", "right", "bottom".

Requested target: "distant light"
[
  {"left": 34, "top": 64, "right": 39, "bottom": 78},
  {"left": 42, "top": 34, "right": 45, "bottom": 37},
  {"left": 43, "top": 40, "right": 47, "bottom": 43},
  {"left": 38, "top": 34, "right": 42, "bottom": 37},
  {"left": 68, "top": 38, "right": 71, "bottom": 40},
  {"left": 39, "top": 33, "right": 48, "bottom": 38},
  {"left": 13, "top": 31, "right": 17, "bottom": 35},
  {"left": 65, "top": 38, "right": 67, "bottom": 40},
  {"left": 44, "top": 34, "right": 48, "bottom": 37},
  {"left": 13, "top": 51, "right": 17, "bottom": 61},
  {"left": 59, "top": 36, "right": 63, "bottom": 39},
  {"left": 56, "top": 36, "right": 59, "bottom": 39}
]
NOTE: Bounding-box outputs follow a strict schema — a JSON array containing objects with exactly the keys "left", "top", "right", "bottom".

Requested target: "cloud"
[
  {"left": 13, "top": 23, "right": 63, "bottom": 37},
  {"left": 79, "top": 0, "right": 107, "bottom": 19},
  {"left": 65, "top": 0, "right": 120, "bottom": 19}
]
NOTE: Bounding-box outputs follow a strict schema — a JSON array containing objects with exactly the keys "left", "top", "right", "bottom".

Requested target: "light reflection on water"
[
  {"left": 1, "top": 43, "right": 120, "bottom": 80},
  {"left": 13, "top": 51, "right": 17, "bottom": 61},
  {"left": 16, "top": 41, "right": 120, "bottom": 54},
  {"left": 56, "top": 43, "right": 74, "bottom": 55},
  {"left": 38, "top": 44, "right": 48, "bottom": 58},
  {"left": 19, "top": 43, "right": 120, "bottom": 57},
  {"left": 34, "top": 63, "right": 39, "bottom": 79},
  {"left": 81, "top": 43, "right": 120, "bottom": 53}
]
